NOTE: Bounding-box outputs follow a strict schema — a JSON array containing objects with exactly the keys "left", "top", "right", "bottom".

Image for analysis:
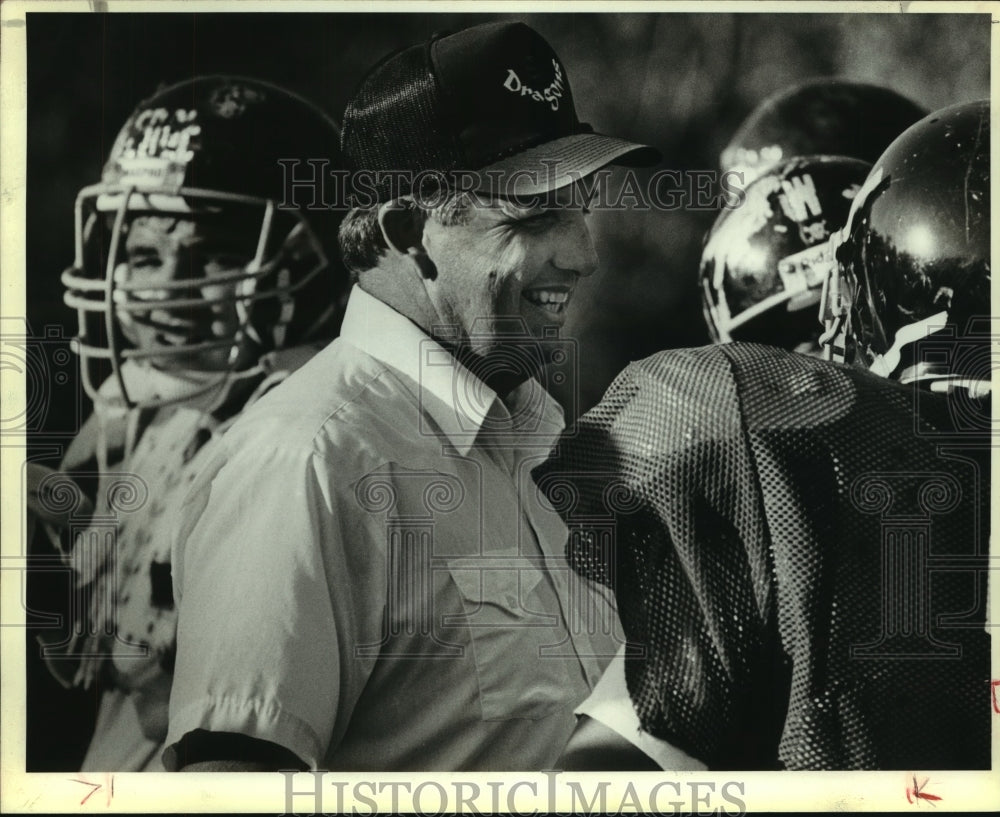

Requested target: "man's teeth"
[{"left": 523, "top": 289, "right": 570, "bottom": 312}]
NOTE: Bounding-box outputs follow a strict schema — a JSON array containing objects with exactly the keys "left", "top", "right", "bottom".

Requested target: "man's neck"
[{"left": 433, "top": 336, "right": 542, "bottom": 400}]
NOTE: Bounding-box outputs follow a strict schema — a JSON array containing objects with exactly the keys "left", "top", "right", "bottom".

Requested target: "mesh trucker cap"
[{"left": 341, "top": 22, "right": 661, "bottom": 204}]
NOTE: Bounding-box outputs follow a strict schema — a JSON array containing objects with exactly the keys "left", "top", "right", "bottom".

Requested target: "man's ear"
[
  {"left": 377, "top": 199, "right": 436, "bottom": 280},
  {"left": 377, "top": 199, "right": 424, "bottom": 256}
]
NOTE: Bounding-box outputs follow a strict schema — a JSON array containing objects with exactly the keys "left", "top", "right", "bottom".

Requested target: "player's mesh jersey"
[{"left": 535, "top": 343, "right": 990, "bottom": 770}]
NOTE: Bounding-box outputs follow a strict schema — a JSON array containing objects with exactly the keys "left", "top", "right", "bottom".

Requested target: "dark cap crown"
[{"left": 341, "top": 22, "right": 658, "bottom": 203}]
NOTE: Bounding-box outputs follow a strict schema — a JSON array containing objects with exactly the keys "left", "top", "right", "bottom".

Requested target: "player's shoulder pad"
[{"left": 595, "top": 342, "right": 912, "bottom": 440}]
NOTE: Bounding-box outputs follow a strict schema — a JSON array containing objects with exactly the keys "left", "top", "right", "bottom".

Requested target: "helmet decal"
[{"left": 700, "top": 155, "right": 872, "bottom": 352}]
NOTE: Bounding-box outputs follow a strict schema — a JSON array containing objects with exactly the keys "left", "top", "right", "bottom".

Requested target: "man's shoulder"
[
  {"left": 560, "top": 342, "right": 923, "bottom": 482},
  {"left": 628, "top": 342, "right": 847, "bottom": 399},
  {"left": 583, "top": 344, "right": 755, "bottom": 449},
  {"left": 221, "top": 338, "right": 429, "bottom": 466},
  {"left": 617, "top": 344, "right": 959, "bottom": 493},
  {"left": 626, "top": 342, "right": 917, "bottom": 430}
]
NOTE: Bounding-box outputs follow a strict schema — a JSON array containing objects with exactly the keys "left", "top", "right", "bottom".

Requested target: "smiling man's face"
[
  {"left": 419, "top": 181, "right": 598, "bottom": 356},
  {"left": 112, "top": 214, "right": 258, "bottom": 373}
]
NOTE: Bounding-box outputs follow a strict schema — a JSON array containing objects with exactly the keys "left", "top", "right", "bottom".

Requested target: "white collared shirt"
[{"left": 164, "top": 286, "right": 621, "bottom": 771}]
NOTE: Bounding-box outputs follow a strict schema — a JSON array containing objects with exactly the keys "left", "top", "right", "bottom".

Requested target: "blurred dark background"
[{"left": 22, "top": 10, "right": 989, "bottom": 770}]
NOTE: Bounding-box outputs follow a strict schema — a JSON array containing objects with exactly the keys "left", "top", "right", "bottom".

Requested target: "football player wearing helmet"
[
  {"left": 721, "top": 79, "right": 927, "bottom": 187},
  {"left": 819, "top": 99, "right": 991, "bottom": 397},
  {"left": 30, "top": 76, "right": 349, "bottom": 771},
  {"left": 700, "top": 155, "right": 871, "bottom": 354},
  {"left": 540, "top": 102, "right": 990, "bottom": 771},
  {"left": 703, "top": 80, "right": 926, "bottom": 354},
  {"left": 62, "top": 76, "right": 345, "bottom": 408}
]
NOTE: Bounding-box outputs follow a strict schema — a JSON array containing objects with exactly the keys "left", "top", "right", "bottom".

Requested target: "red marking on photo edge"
[
  {"left": 992, "top": 679, "right": 1000, "bottom": 714},
  {"left": 70, "top": 778, "right": 101, "bottom": 806},
  {"left": 906, "top": 775, "right": 942, "bottom": 806}
]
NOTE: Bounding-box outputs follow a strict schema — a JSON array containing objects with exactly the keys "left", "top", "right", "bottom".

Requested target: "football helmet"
[
  {"left": 721, "top": 80, "right": 927, "bottom": 186},
  {"left": 62, "top": 76, "right": 348, "bottom": 408},
  {"left": 700, "top": 155, "right": 872, "bottom": 353},
  {"left": 820, "top": 99, "right": 991, "bottom": 394}
]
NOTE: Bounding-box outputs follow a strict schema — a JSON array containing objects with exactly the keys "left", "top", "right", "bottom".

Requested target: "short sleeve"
[
  {"left": 575, "top": 647, "right": 707, "bottom": 770},
  {"left": 163, "top": 427, "right": 372, "bottom": 770}
]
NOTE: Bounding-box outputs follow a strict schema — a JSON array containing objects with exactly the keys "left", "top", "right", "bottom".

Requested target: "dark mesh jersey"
[{"left": 536, "top": 343, "right": 991, "bottom": 770}]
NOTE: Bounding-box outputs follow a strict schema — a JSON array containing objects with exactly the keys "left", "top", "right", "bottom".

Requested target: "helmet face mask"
[
  {"left": 61, "top": 76, "right": 346, "bottom": 409},
  {"left": 65, "top": 184, "right": 330, "bottom": 408}
]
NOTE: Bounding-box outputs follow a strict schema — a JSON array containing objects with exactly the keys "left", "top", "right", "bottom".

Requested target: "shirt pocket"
[{"left": 445, "top": 557, "right": 577, "bottom": 721}]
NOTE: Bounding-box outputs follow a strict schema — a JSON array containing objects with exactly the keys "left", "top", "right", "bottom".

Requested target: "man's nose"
[{"left": 553, "top": 213, "right": 599, "bottom": 278}]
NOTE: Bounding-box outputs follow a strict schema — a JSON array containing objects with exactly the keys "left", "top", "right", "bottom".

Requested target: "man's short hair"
[{"left": 338, "top": 191, "right": 475, "bottom": 276}]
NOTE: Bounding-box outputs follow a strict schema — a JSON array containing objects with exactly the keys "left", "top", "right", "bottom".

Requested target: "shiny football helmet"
[
  {"left": 700, "top": 155, "right": 872, "bottom": 353},
  {"left": 721, "top": 80, "right": 927, "bottom": 187},
  {"left": 820, "top": 100, "right": 991, "bottom": 395},
  {"left": 62, "top": 76, "right": 348, "bottom": 408}
]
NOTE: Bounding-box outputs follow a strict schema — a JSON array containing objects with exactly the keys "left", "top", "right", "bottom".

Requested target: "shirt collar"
[{"left": 338, "top": 286, "right": 564, "bottom": 456}]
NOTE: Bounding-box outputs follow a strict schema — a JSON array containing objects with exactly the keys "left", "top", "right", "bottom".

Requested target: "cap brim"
[{"left": 476, "top": 133, "right": 661, "bottom": 197}]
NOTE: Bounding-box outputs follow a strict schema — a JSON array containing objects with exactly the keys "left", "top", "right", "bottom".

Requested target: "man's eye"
[{"left": 510, "top": 211, "right": 558, "bottom": 230}]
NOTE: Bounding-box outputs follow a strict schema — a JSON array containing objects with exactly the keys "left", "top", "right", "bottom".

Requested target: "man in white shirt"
[{"left": 164, "top": 21, "right": 658, "bottom": 771}]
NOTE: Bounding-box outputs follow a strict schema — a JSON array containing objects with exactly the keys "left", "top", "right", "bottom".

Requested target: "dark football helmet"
[
  {"left": 721, "top": 79, "right": 927, "bottom": 186},
  {"left": 820, "top": 99, "right": 991, "bottom": 395},
  {"left": 62, "top": 76, "right": 348, "bottom": 408},
  {"left": 700, "top": 155, "right": 872, "bottom": 353}
]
